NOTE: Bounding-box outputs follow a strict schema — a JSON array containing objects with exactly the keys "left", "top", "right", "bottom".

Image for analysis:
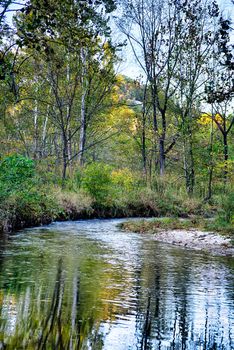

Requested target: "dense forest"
[{"left": 0, "top": 0, "right": 233, "bottom": 233}]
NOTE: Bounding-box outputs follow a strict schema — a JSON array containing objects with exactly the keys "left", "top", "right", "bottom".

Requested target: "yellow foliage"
[
  {"left": 111, "top": 75, "right": 126, "bottom": 102},
  {"left": 103, "top": 41, "right": 109, "bottom": 50},
  {"left": 111, "top": 91, "right": 119, "bottom": 103},
  {"left": 216, "top": 160, "right": 234, "bottom": 173},
  {"left": 214, "top": 113, "right": 223, "bottom": 124},
  {"left": 6, "top": 104, "right": 22, "bottom": 115},
  {"left": 111, "top": 168, "right": 135, "bottom": 191},
  {"left": 118, "top": 106, "right": 135, "bottom": 119},
  {"left": 198, "top": 113, "right": 223, "bottom": 125},
  {"left": 108, "top": 105, "right": 136, "bottom": 129},
  {"left": 116, "top": 74, "right": 125, "bottom": 85}
]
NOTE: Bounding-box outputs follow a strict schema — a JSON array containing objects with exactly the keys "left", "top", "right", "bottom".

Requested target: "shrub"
[
  {"left": 217, "top": 192, "right": 234, "bottom": 224},
  {"left": 81, "top": 162, "right": 113, "bottom": 204},
  {"left": 0, "top": 154, "right": 35, "bottom": 199},
  {"left": 0, "top": 154, "right": 57, "bottom": 232},
  {"left": 111, "top": 168, "right": 135, "bottom": 192}
]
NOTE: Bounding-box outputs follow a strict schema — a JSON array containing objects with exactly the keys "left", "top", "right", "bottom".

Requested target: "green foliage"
[
  {"left": 16, "top": 0, "right": 117, "bottom": 50},
  {"left": 0, "top": 154, "right": 35, "bottom": 199},
  {"left": 0, "top": 154, "right": 35, "bottom": 183},
  {"left": 0, "top": 186, "right": 57, "bottom": 232},
  {"left": 81, "top": 162, "right": 113, "bottom": 204},
  {"left": 77, "top": 164, "right": 141, "bottom": 207},
  {"left": 111, "top": 168, "right": 135, "bottom": 192},
  {"left": 216, "top": 192, "right": 234, "bottom": 225},
  {"left": 0, "top": 154, "right": 57, "bottom": 231}
]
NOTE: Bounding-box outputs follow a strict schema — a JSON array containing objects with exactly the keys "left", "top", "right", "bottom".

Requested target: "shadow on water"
[{"left": 0, "top": 220, "right": 233, "bottom": 349}]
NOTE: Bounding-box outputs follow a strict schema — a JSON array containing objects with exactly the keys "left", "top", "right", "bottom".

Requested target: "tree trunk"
[
  {"left": 142, "top": 122, "right": 147, "bottom": 177},
  {"left": 78, "top": 48, "right": 87, "bottom": 166},
  {"left": 159, "top": 111, "right": 166, "bottom": 176},
  {"left": 68, "top": 128, "right": 72, "bottom": 163},
  {"left": 141, "top": 82, "right": 148, "bottom": 178},
  {"left": 159, "top": 136, "right": 165, "bottom": 176},
  {"left": 42, "top": 115, "right": 48, "bottom": 157},
  {"left": 187, "top": 135, "right": 195, "bottom": 195},
  {"left": 223, "top": 132, "right": 228, "bottom": 181},
  {"left": 54, "top": 132, "right": 60, "bottom": 167},
  {"left": 206, "top": 114, "right": 214, "bottom": 201},
  {"left": 151, "top": 83, "right": 158, "bottom": 173},
  {"left": 33, "top": 99, "right": 39, "bottom": 159},
  {"left": 66, "top": 56, "right": 72, "bottom": 164},
  {"left": 78, "top": 89, "right": 87, "bottom": 165},
  {"left": 183, "top": 123, "right": 195, "bottom": 196},
  {"left": 62, "top": 133, "right": 69, "bottom": 185}
]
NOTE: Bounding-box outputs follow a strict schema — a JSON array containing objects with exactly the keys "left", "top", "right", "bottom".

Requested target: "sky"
[
  {"left": 2, "top": 0, "right": 234, "bottom": 80},
  {"left": 117, "top": 0, "right": 234, "bottom": 79}
]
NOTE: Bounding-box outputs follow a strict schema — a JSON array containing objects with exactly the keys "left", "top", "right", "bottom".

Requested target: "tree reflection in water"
[
  {"left": 36, "top": 258, "right": 106, "bottom": 349},
  {"left": 0, "top": 222, "right": 233, "bottom": 349},
  {"left": 0, "top": 257, "right": 106, "bottom": 349},
  {"left": 133, "top": 253, "right": 233, "bottom": 350}
]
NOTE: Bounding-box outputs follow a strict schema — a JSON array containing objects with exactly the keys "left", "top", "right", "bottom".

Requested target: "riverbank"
[
  {"left": 120, "top": 218, "right": 234, "bottom": 256},
  {"left": 1, "top": 193, "right": 233, "bottom": 242},
  {"left": 0, "top": 196, "right": 158, "bottom": 234},
  {"left": 1, "top": 155, "right": 233, "bottom": 236},
  {"left": 0, "top": 185, "right": 213, "bottom": 234}
]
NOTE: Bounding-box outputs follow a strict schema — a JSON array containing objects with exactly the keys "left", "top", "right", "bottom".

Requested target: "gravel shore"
[{"left": 152, "top": 229, "right": 234, "bottom": 256}]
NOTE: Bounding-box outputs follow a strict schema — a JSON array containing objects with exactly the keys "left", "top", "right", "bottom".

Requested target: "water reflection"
[
  {"left": 134, "top": 245, "right": 234, "bottom": 350},
  {"left": 0, "top": 219, "right": 233, "bottom": 349}
]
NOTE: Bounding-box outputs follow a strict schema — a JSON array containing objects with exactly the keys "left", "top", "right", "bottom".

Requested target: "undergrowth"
[{"left": 0, "top": 156, "right": 233, "bottom": 234}]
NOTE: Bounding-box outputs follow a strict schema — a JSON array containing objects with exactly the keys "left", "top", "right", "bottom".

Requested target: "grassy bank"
[
  {"left": 0, "top": 155, "right": 233, "bottom": 234},
  {"left": 120, "top": 217, "right": 234, "bottom": 236},
  {"left": 0, "top": 187, "right": 205, "bottom": 234},
  {"left": 1, "top": 186, "right": 233, "bottom": 235}
]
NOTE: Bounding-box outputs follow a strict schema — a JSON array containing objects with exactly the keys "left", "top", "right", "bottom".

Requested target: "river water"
[{"left": 0, "top": 219, "right": 233, "bottom": 349}]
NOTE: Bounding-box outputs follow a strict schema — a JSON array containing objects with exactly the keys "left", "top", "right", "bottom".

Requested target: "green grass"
[{"left": 120, "top": 217, "right": 234, "bottom": 236}]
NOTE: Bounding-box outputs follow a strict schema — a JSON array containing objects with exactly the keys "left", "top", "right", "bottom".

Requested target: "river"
[{"left": 0, "top": 219, "right": 233, "bottom": 349}]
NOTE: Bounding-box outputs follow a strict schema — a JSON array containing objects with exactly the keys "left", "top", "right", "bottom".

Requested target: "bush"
[
  {"left": 0, "top": 154, "right": 57, "bottom": 232},
  {"left": 217, "top": 192, "right": 234, "bottom": 224},
  {"left": 0, "top": 187, "right": 57, "bottom": 232},
  {"left": 0, "top": 154, "right": 35, "bottom": 199},
  {"left": 111, "top": 168, "right": 135, "bottom": 192},
  {"left": 80, "top": 162, "right": 113, "bottom": 204}
]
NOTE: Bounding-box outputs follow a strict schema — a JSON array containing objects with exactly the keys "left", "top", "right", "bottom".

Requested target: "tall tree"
[
  {"left": 119, "top": 0, "right": 186, "bottom": 175},
  {"left": 119, "top": 0, "right": 215, "bottom": 178},
  {"left": 7, "top": 0, "right": 118, "bottom": 181},
  {"left": 205, "top": 14, "right": 234, "bottom": 183},
  {"left": 173, "top": 0, "right": 221, "bottom": 195}
]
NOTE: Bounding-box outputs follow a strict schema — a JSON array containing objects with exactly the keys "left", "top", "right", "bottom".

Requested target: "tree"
[
  {"left": 119, "top": 0, "right": 187, "bottom": 176},
  {"left": 119, "top": 0, "right": 218, "bottom": 181},
  {"left": 172, "top": 0, "right": 221, "bottom": 195},
  {"left": 205, "top": 14, "right": 234, "bottom": 184},
  {"left": 6, "top": 0, "right": 119, "bottom": 182}
]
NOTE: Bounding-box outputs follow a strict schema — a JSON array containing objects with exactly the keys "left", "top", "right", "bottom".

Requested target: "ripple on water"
[{"left": 0, "top": 219, "right": 233, "bottom": 349}]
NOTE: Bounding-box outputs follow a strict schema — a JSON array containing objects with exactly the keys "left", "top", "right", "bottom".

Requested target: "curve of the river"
[{"left": 0, "top": 219, "right": 233, "bottom": 349}]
